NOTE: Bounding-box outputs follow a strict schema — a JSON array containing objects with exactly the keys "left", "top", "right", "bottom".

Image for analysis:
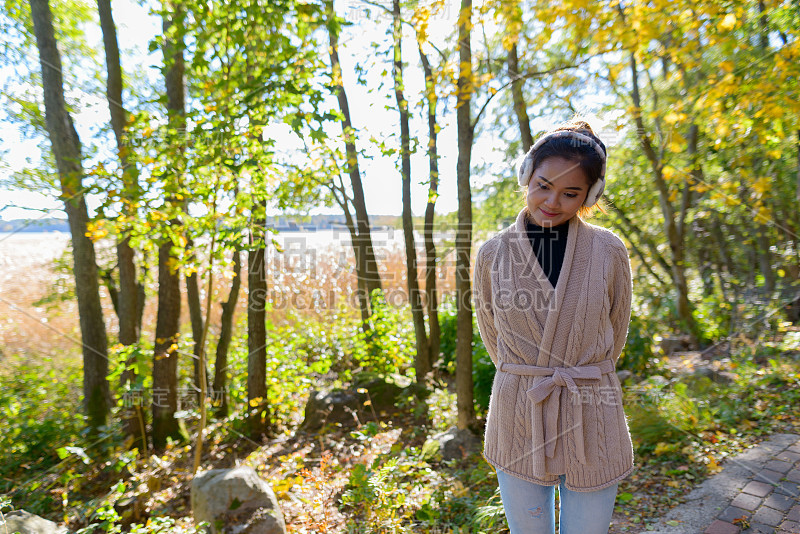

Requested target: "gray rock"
[
  {"left": 300, "top": 374, "right": 417, "bottom": 431},
  {"left": 616, "top": 369, "right": 633, "bottom": 383},
  {"left": 191, "top": 466, "right": 286, "bottom": 534},
  {"left": 351, "top": 372, "right": 405, "bottom": 413},
  {"left": 3, "top": 510, "right": 70, "bottom": 534},
  {"left": 658, "top": 335, "right": 693, "bottom": 355},
  {"left": 427, "top": 427, "right": 481, "bottom": 462},
  {"left": 299, "top": 388, "right": 361, "bottom": 431},
  {"left": 692, "top": 366, "right": 736, "bottom": 385}
]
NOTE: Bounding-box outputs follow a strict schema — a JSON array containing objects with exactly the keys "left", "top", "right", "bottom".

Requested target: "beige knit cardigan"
[{"left": 474, "top": 206, "right": 635, "bottom": 492}]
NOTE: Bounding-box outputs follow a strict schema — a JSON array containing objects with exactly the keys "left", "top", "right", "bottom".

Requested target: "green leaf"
[{"left": 618, "top": 492, "right": 634, "bottom": 502}]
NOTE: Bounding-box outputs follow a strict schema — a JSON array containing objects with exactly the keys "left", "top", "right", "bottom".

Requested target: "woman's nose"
[{"left": 544, "top": 192, "right": 559, "bottom": 207}]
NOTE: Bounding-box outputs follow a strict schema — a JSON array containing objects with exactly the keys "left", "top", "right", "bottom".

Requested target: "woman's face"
[{"left": 526, "top": 156, "right": 590, "bottom": 227}]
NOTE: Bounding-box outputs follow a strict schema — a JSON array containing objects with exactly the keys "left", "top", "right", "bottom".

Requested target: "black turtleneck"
[{"left": 525, "top": 216, "right": 570, "bottom": 288}]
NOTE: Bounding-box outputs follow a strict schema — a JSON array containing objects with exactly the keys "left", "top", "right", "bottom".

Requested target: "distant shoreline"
[
  {"left": 0, "top": 219, "right": 70, "bottom": 233},
  {"left": 0, "top": 218, "right": 403, "bottom": 234}
]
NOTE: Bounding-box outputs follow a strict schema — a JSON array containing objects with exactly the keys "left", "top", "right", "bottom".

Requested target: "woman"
[{"left": 473, "top": 120, "right": 634, "bottom": 534}]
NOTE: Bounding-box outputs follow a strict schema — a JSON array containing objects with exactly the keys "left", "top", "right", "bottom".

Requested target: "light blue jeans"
[{"left": 496, "top": 469, "right": 618, "bottom": 534}]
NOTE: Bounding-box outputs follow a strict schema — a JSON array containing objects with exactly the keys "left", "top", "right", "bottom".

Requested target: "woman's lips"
[{"left": 540, "top": 208, "right": 559, "bottom": 217}]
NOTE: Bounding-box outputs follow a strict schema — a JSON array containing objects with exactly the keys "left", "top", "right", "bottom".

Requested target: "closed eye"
[{"left": 537, "top": 181, "right": 578, "bottom": 198}]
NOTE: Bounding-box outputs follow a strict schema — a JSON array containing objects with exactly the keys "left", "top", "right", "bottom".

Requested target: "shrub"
[{"left": 437, "top": 297, "right": 496, "bottom": 413}]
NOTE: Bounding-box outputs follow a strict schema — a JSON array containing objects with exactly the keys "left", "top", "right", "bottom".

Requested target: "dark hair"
[{"left": 525, "top": 119, "right": 608, "bottom": 217}]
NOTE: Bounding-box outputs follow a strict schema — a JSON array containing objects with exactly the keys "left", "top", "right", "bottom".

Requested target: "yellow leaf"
[
  {"left": 667, "top": 140, "right": 685, "bottom": 153},
  {"left": 668, "top": 189, "right": 679, "bottom": 203},
  {"left": 754, "top": 206, "right": 771, "bottom": 223},
  {"left": 663, "top": 112, "right": 680, "bottom": 125},
  {"left": 752, "top": 177, "right": 771, "bottom": 195},
  {"left": 707, "top": 456, "right": 723, "bottom": 474},
  {"left": 719, "top": 13, "right": 736, "bottom": 31},
  {"left": 654, "top": 442, "right": 676, "bottom": 456}
]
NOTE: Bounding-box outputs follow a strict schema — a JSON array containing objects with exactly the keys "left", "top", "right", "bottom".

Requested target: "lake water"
[
  {"left": 0, "top": 227, "right": 446, "bottom": 278},
  {"left": 0, "top": 232, "right": 74, "bottom": 292}
]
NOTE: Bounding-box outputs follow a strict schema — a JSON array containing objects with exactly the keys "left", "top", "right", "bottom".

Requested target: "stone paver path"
[{"left": 643, "top": 433, "right": 800, "bottom": 533}]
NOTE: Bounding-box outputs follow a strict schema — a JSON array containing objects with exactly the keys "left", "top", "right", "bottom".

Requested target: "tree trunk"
[
  {"left": 136, "top": 270, "right": 146, "bottom": 336},
  {"left": 326, "top": 0, "right": 382, "bottom": 317},
  {"left": 186, "top": 239, "right": 208, "bottom": 398},
  {"left": 117, "top": 237, "right": 146, "bottom": 449},
  {"left": 757, "top": 223, "right": 775, "bottom": 293},
  {"left": 97, "top": 0, "right": 139, "bottom": 346},
  {"left": 213, "top": 248, "right": 241, "bottom": 417},
  {"left": 694, "top": 219, "right": 715, "bottom": 297},
  {"left": 97, "top": 0, "right": 145, "bottom": 450},
  {"left": 248, "top": 201, "right": 270, "bottom": 439},
  {"left": 455, "top": 0, "right": 475, "bottom": 430},
  {"left": 710, "top": 214, "right": 735, "bottom": 280},
  {"left": 628, "top": 53, "right": 698, "bottom": 344},
  {"left": 418, "top": 44, "right": 441, "bottom": 372},
  {"left": 326, "top": 174, "right": 371, "bottom": 328},
  {"left": 98, "top": 266, "right": 119, "bottom": 320},
  {"left": 115, "top": 239, "right": 139, "bottom": 345},
  {"left": 344, "top": 198, "right": 372, "bottom": 328},
  {"left": 152, "top": 3, "right": 186, "bottom": 450},
  {"left": 796, "top": 129, "right": 800, "bottom": 205},
  {"left": 508, "top": 43, "right": 533, "bottom": 152},
  {"left": 393, "top": 0, "right": 430, "bottom": 382},
  {"left": 29, "top": 0, "right": 111, "bottom": 432},
  {"left": 152, "top": 239, "right": 182, "bottom": 448},
  {"left": 757, "top": 0, "right": 769, "bottom": 51}
]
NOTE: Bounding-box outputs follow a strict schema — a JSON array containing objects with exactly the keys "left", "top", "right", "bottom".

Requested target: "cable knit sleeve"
[
  {"left": 609, "top": 243, "right": 633, "bottom": 363},
  {"left": 473, "top": 241, "right": 499, "bottom": 365}
]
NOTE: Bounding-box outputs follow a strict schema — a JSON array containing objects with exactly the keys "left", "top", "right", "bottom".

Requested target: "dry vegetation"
[{"left": 0, "top": 231, "right": 458, "bottom": 361}]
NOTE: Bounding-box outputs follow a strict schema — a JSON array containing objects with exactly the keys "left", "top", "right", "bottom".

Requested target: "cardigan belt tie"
[{"left": 498, "top": 359, "right": 616, "bottom": 465}]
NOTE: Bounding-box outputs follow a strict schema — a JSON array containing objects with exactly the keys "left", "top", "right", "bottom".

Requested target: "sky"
[{"left": 0, "top": 0, "right": 611, "bottom": 222}]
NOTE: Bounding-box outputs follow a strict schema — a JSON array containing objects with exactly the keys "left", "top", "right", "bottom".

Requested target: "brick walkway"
[
  {"left": 703, "top": 433, "right": 800, "bottom": 533},
  {"left": 644, "top": 433, "right": 800, "bottom": 533}
]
